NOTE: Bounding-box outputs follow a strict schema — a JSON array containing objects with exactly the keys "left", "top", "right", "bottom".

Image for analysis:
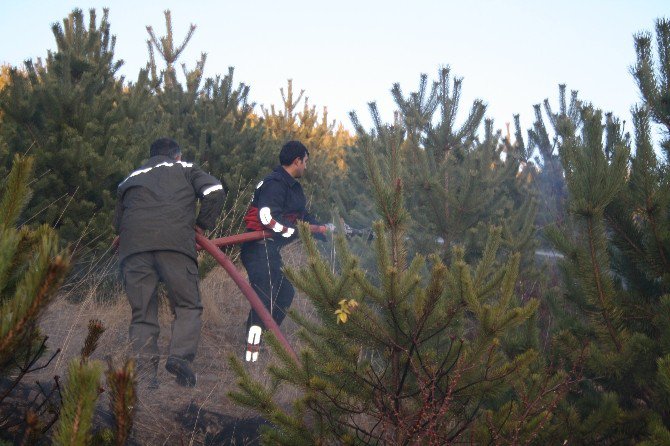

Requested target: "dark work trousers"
[
  {"left": 241, "top": 239, "right": 295, "bottom": 330},
  {"left": 121, "top": 251, "right": 202, "bottom": 363}
]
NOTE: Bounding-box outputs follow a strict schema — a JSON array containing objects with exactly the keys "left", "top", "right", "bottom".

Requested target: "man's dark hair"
[
  {"left": 150, "top": 138, "right": 182, "bottom": 158},
  {"left": 279, "top": 140, "right": 309, "bottom": 166}
]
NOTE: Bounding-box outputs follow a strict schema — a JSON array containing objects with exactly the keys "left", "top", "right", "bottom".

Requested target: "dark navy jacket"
[
  {"left": 114, "top": 155, "right": 226, "bottom": 261},
  {"left": 243, "top": 166, "right": 319, "bottom": 242}
]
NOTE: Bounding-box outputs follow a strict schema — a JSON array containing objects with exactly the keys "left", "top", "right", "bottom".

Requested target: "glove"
[{"left": 323, "top": 222, "right": 352, "bottom": 235}]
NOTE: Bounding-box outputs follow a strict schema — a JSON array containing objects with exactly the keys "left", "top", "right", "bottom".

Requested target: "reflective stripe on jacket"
[{"left": 243, "top": 165, "right": 318, "bottom": 241}]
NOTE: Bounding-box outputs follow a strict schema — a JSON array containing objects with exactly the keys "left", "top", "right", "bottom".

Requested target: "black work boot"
[
  {"left": 136, "top": 355, "right": 160, "bottom": 389},
  {"left": 165, "top": 356, "right": 197, "bottom": 387}
]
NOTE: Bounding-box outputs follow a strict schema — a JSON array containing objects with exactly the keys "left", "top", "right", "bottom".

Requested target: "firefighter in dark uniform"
[
  {"left": 114, "top": 138, "right": 225, "bottom": 387},
  {"left": 241, "top": 140, "right": 329, "bottom": 362}
]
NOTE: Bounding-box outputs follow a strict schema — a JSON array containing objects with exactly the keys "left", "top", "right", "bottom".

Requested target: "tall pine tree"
[
  {"left": 228, "top": 110, "right": 573, "bottom": 445},
  {"left": 545, "top": 19, "right": 670, "bottom": 438},
  {"left": 0, "top": 8, "right": 144, "bottom": 251}
]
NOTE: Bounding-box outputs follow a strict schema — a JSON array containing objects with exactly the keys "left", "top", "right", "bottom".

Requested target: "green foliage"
[
  {"left": 229, "top": 115, "right": 569, "bottom": 444},
  {"left": 0, "top": 8, "right": 144, "bottom": 252},
  {"left": 339, "top": 68, "right": 536, "bottom": 269},
  {"left": 632, "top": 18, "right": 670, "bottom": 158},
  {"left": 546, "top": 107, "right": 630, "bottom": 354},
  {"left": 145, "top": 9, "right": 198, "bottom": 91},
  {"left": 49, "top": 324, "right": 136, "bottom": 446},
  {"left": 5, "top": 5, "right": 670, "bottom": 443},
  {"left": 52, "top": 359, "right": 104, "bottom": 446},
  {"left": 102, "top": 357, "right": 137, "bottom": 446},
  {"left": 0, "top": 7, "right": 354, "bottom": 257},
  {"left": 0, "top": 155, "right": 62, "bottom": 437},
  {"left": 338, "top": 71, "right": 546, "bottom": 369},
  {"left": 519, "top": 84, "right": 582, "bottom": 237},
  {"left": 0, "top": 154, "right": 70, "bottom": 373},
  {"left": 545, "top": 19, "right": 670, "bottom": 441},
  {"left": 0, "top": 65, "right": 9, "bottom": 92},
  {"left": 0, "top": 155, "right": 134, "bottom": 443},
  {"left": 0, "top": 8, "right": 263, "bottom": 253}
]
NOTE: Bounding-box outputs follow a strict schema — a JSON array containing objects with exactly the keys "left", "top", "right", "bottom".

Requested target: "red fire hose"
[
  {"left": 114, "top": 225, "right": 327, "bottom": 363},
  {"left": 202, "top": 225, "right": 326, "bottom": 249},
  {"left": 195, "top": 225, "right": 327, "bottom": 362}
]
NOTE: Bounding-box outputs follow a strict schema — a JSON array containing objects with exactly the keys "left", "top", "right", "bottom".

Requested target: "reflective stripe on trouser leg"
[
  {"left": 246, "top": 325, "right": 262, "bottom": 362},
  {"left": 241, "top": 241, "right": 295, "bottom": 330}
]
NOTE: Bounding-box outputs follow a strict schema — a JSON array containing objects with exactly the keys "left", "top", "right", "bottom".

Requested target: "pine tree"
[
  {"left": 0, "top": 153, "right": 136, "bottom": 445},
  {"left": 0, "top": 154, "right": 68, "bottom": 442},
  {"left": 539, "top": 20, "right": 670, "bottom": 442},
  {"left": 189, "top": 69, "right": 265, "bottom": 243},
  {"left": 337, "top": 67, "right": 535, "bottom": 265},
  {"left": 143, "top": 8, "right": 206, "bottom": 139},
  {"left": 192, "top": 70, "right": 257, "bottom": 196},
  {"left": 146, "top": 9, "right": 199, "bottom": 92},
  {"left": 523, "top": 84, "right": 581, "bottom": 232},
  {"left": 0, "top": 65, "right": 9, "bottom": 124},
  {"left": 52, "top": 360, "right": 104, "bottom": 446},
  {"left": 545, "top": 85, "right": 670, "bottom": 441},
  {"left": 101, "top": 358, "right": 136, "bottom": 446},
  {"left": 384, "top": 68, "right": 486, "bottom": 256},
  {"left": 0, "top": 154, "right": 70, "bottom": 373},
  {"left": 0, "top": 65, "right": 9, "bottom": 92},
  {"left": 50, "top": 323, "right": 136, "bottom": 445},
  {"left": 51, "top": 320, "right": 137, "bottom": 446},
  {"left": 228, "top": 112, "right": 574, "bottom": 444},
  {"left": 632, "top": 18, "right": 670, "bottom": 158},
  {"left": 0, "top": 8, "right": 144, "bottom": 252},
  {"left": 51, "top": 319, "right": 136, "bottom": 445}
]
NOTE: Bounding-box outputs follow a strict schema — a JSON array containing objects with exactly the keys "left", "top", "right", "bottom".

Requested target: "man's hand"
[
  {"left": 324, "top": 222, "right": 354, "bottom": 235},
  {"left": 325, "top": 222, "right": 374, "bottom": 240},
  {"left": 195, "top": 226, "right": 205, "bottom": 235}
]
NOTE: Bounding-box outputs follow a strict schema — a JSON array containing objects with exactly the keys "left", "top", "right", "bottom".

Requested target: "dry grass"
[{"left": 34, "top": 242, "right": 316, "bottom": 445}]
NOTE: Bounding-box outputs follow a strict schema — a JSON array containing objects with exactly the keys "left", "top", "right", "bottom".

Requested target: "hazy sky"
[{"left": 1, "top": 1, "right": 668, "bottom": 135}]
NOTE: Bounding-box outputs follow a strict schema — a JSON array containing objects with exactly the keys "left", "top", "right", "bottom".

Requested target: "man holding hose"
[
  {"left": 241, "top": 140, "right": 330, "bottom": 362},
  {"left": 114, "top": 138, "right": 226, "bottom": 387}
]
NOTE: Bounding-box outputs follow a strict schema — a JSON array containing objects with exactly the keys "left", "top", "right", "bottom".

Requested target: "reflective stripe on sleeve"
[
  {"left": 259, "top": 207, "right": 275, "bottom": 227},
  {"left": 201, "top": 184, "right": 223, "bottom": 196},
  {"left": 259, "top": 207, "right": 295, "bottom": 237},
  {"left": 282, "top": 227, "right": 295, "bottom": 238}
]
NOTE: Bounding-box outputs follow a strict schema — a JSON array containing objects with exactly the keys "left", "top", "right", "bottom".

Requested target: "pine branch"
[
  {"left": 52, "top": 359, "right": 103, "bottom": 446},
  {"left": 80, "top": 319, "right": 104, "bottom": 362},
  {"left": 105, "top": 357, "right": 136, "bottom": 446}
]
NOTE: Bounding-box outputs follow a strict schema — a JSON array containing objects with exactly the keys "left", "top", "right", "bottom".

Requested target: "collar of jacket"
[
  {"left": 273, "top": 165, "right": 298, "bottom": 187},
  {"left": 145, "top": 155, "right": 178, "bottom": 167}
]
